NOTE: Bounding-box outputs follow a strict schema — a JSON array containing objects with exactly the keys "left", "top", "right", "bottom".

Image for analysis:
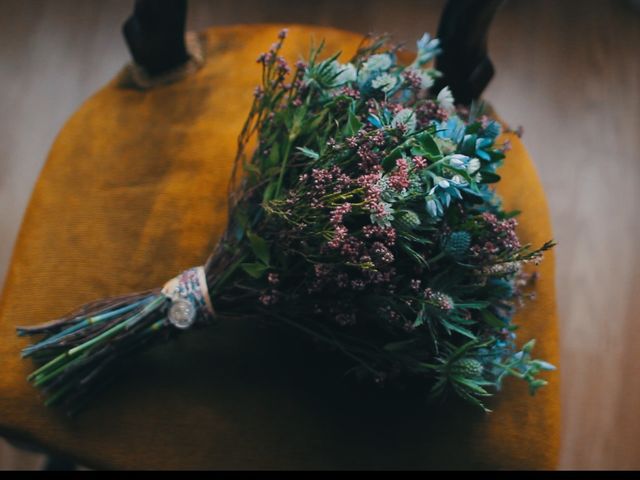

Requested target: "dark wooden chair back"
[{"left": 123, "top": 0, "right": 504, "bottom": 105}]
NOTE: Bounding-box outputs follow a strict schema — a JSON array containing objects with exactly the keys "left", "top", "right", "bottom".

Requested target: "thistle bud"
[
  {"left": 395, "top": 210, "right": 421, "bottom": 231},
  {"left": 443, "top": 231, "right": 471, "bottom": 260},
  {"left": 451, "top": 358, "right": 484, "bottom": 378}
]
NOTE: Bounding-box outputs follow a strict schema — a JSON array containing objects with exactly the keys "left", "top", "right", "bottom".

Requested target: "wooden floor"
[{"left": 0, "top": 0, "right": 639, "bottom": 470}]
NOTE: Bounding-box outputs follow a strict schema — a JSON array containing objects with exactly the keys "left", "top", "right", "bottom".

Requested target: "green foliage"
[
  {"left": 296, "top": 146, "right": 320, "bottom": 160},
  {"left": 247, "top": 231, "right": 270, "bottom": 265},
  {"left": 241, "top": 262, "right": 269, "bottom": 279}
]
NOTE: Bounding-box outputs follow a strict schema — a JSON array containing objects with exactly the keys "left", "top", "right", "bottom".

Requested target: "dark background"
[{"left": 0, "top": 0, "right": 639, "bottom": 469}]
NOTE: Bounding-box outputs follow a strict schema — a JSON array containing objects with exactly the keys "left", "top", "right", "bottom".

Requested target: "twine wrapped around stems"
[{"left": 17, "top": 267, "right": 214, "bottom": 413}]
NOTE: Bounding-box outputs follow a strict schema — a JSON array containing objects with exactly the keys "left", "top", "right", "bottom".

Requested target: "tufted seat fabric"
[{"left": 0, "top": 25, "right": 560, "bottom": 470}]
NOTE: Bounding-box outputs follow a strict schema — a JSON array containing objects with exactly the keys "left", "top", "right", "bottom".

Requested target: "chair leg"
[
  {"left": 435, "top": 0, "right": 505, "bottom": 105},
  {"left": 122, "top": 0, "right": 190, "bottom": 76},
  {"left": 43, "top": 455, "right": 76, "bottom": 471}
]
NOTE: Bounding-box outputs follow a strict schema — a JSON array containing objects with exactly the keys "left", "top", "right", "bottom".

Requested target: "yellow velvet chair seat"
[{"left": 0, "top": 25, "right": 560, "bottom": 469}]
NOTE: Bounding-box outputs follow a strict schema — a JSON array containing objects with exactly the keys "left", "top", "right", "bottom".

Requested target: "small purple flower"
[
  {"left": 423, "top": 288, "right": 454, "bottom": 312},
  {"left": 389, "top": 158, "right": 410, "bottom": 191},
  {"left": 370, "top": 130, "right": 385, "bottom": 147},
  {"left": 276, "top": 56, "right": 290, "bottom": 75},
  {"left": 371, "top": 242, "right": 394, "bottom": 266},
  {"left": 259, "top": 292, "right": 279, "bottom": 306},
  {"left": 336, "top": 273, "right": 349, "bottom": 288},
  {"left": 412, "top": 155, "right": 427, "bottom": 170},
  {"left": 335, "top": 312, "right": 356, "bottom": 326},
  {"left": 330, "top": 203, "right": 352, "bottom": 226}
]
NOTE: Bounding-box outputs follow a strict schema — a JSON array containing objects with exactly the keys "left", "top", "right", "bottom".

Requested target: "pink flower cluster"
[
  {"left": 335, "top": 312, "right": 356, "bottom": 327},
  {"left": 356, "top": 144, "right": 382, "bottom": 171},
  {"left": 403, "top": 69, "right": 424, "bottom": 91},
  {"left": 370, "top": 130, "right": 386, "bottom": 146},
  {"left": 415, "top": 99, "right": 449, "bottom": 126},
  {"left": 368, "top": 98, "right": 403, "bottom": 117},
  {"left": 412, "top": 155, "right": 428, "bottom": 170},
  {"left": 371, "top": 241, "right": 395, "bottom": 266},
  {"left": 424, "top": 288, "right": 454, "bottom": 312},
  {"left": 327, "top": 203, "right": 361, "bottom": 258},
  {"left": 481, "top": 212, "right": 521, "bottom": 251},
  {"left": 340, "top": 86, "right": 361, "bottom": 100},
  {"left": 259, "top": 291, "right": 280, "bottom": 306},
  {"left": 302, "top": 166, "right": 353, "bottom": 207},
  {"left": 276, "top": 56, "right": 290, "bottom": 75},
  {"left": 345, "top": 128, "right": 386, "bottom": 172},
  {"left": 357, "top": 172, "right": 387, "bottom": 218},
  {"left": 362, "top": 225, "right": 396, "bottom": 246},
  {"left": 389, "top": 158, "right": 410, "bottom": 191},
  {"left": 330, "top": 203, "right": 352, "bottom": 225},
  {"left": 469, "top": 212, "right": 522, "bottom": 261},
  {"left": 256, "top": 52, "right": 273, "bottom": 64}
]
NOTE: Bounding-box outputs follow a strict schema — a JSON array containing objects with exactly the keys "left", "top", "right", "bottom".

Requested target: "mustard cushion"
[{"left": 0, "top": 24, "right": 560, "bottom": 469}]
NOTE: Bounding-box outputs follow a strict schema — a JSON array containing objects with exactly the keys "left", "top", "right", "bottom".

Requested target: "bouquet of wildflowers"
[{"left": 18, "top": 30, "right": 554, "bottom": 414}]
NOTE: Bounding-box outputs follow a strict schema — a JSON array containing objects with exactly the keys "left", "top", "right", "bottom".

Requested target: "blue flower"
[
  {"left": 447, "top": 154, "right": 470, "bottom": 169},
  {"left": 363, "top": 53, "right": 393, "bottom": 72},
  {"left": 425, "top": 196, "right": 442, "bottom": 217},
  {"left": 436, "top": 86, "right": 455, "bottom": 113},
  {"left": 483, "top": 120, "right": 502, "bottom": 140},
  {"left": 437, "top": 117, "right": 466, "bottom": 144},
  {"left": 371, "top": 73, "right": 398, "bottom": 93},
  {"left": 331, "top": 61, "right": 357, "bottom": 86},
  {"left": 425, "top": 175, "right": 465, "bottom": 217},
  {"left": 446, "top": 154, "right": 481, "bottom": 176},
  {"left": 415, "top": 33, "right": 441, "bottom": 65},
  {"left": 475, "top": 137, "right": 493, "bottom": 161},
  {"left": 368, "top": 114, "right": 383, "bottom": 128}
]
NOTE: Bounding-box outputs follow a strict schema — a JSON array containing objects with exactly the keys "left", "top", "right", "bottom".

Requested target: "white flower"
[
  {"left": 451, "top": 174, "right": 467, "bottom": 186},
  {"left": 419, "top": 71, "right": 435, "bottom": 89},
  {"left": 467, "top": 158, "right": 481, "bottom": 175},
  {"left": 448, "top": 154, "right": 469, "bottom": 169},
  {"left": 363, "top": 53, "right": 392, "bottom": 72},
  {"left": 371, "top": 201, "right": 395, "bottom": 227},
  {"left": 406, "top": 67, "right": 434, "bottom": 89},
  {"left": 417, "top": 33, "right": 440, "bottom": 55},
  {"left": 429, "top": 176, "right": 450, "bottom": 195},
  {"left": 332, "top": 61, "right": 357, "bottom": 85},
  {"left": 377, "top": 175, "right": 390, "bottom": 191},
  {"left": 359, "top": 54, "right": 393, "bottom": 87},
  {"left": 426, "top": 197, "right": 440, "bottom": 217},
  {"left": 437, "top": 177, "right": 450, "bottom": 189},
  {"left": 435, "top": 137, "right": 457, "bottom": 155},
  {"left": 371, "top": 73, "right": 398, "bottom": 93},
  {"left": 415, "top": 33, "right": 441, "bottom": 65},
  {"left": 391, "top": 108, "right": 417, "bottom": 134},
  {"left": 437, "top": 86, "right": 455, "bottom": 112}
]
